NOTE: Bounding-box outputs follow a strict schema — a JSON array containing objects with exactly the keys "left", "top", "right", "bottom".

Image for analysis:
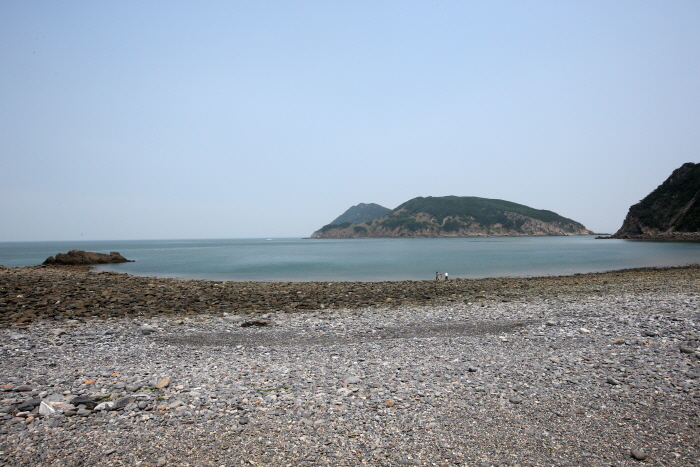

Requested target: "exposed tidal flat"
[{"left": 1, "top": 265, "right": 699, "bottom": 466}]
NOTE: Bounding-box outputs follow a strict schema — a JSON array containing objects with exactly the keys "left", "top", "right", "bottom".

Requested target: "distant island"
[
  {"left": 608, "top": 162, "right": 700, "bottom": 240},
  {"left": 311, "top": 196, "right": 592, "bottom": 238}
]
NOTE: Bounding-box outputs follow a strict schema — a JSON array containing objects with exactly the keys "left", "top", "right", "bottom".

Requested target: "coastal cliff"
[
  {"left": 312, "top": 196, "right": 592, "bottom": 238},
  {"left": 611, "top": 162, "right": 700, "bottom": 240}
]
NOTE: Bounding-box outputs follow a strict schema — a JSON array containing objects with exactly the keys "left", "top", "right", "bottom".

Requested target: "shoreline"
[
  {"left": 0, "top": 263, "right": 698, "bottom": 466},
  {"left": 599, "top": 232, "right": 700, "bottom": 241},
  {"left": 1, "top": 264, "right": 699, "bottom": 327}
]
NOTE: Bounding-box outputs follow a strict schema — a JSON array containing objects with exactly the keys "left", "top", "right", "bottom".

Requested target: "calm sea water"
[{"left": 1, "top": 237, "right": 700, "bottom": 282}]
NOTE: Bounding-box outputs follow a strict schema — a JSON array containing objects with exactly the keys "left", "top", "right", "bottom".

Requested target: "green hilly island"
[
  {"left": 611, "top": 162, "right": 700, "bottom": 240},
  {"left": 312, "top": 196, "right": 592, "bottom": 238},
  {"left": 328, "top": 203, "right": 392, "bottom": 226}
]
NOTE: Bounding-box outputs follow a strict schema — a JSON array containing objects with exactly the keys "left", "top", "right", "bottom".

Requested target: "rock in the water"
[{"left": 43, "top": 249, "right": 132, "bottom": 265}]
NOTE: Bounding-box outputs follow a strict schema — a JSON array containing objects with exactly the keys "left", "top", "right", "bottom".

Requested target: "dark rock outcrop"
[
  {"left": 43, "top": 249, "right": 133, "bottom": 265},
  {"left": 611, "top": 162, "right": 700, "bottom": 240}
]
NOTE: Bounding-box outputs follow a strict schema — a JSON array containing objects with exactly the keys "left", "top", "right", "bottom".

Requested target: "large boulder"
[{"left": 43, "top": 249, "right": 133, "bottom": 265}]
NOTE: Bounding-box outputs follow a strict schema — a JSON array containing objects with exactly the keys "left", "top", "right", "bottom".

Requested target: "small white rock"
[
  {"left": 39, "top": 401, "right": 55, "bottom": 416},
  {"left": 94, "top": 401, "right": 115, "bottom": 411},
  {"left": 140, "top": 324, "right": 157, "bottom": 335}
]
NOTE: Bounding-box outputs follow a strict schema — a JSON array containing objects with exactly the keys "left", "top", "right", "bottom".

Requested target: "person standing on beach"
[
  {"left": 436, "top": 271, "right": 440, "bottom": 281},
  {"left": 444, "top": 272, "right": 449, "bottom": 280}
]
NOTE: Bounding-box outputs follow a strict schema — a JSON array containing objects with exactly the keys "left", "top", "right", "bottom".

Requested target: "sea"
[{"left": 2, "top": 236, "right": 700, "bottom": 282}]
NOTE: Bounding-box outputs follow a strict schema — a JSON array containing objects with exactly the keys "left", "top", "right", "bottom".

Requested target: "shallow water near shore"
[{"left": 2, "top": 236, "right": 700, "bottom": 281}]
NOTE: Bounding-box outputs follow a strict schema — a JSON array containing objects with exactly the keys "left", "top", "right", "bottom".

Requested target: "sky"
[{"left": 1, "top": 1, "right": 699, "bottom": 241}]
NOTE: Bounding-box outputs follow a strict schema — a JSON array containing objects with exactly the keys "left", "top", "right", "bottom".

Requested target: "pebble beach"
[{"left": 1, "top": 264, "right": 699, "bottom": 466}]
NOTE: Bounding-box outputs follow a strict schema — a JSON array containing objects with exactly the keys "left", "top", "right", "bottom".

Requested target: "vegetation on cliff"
[
  {"left": 329, "top": 203, "right": 391, "bottom": 226},
  {"left": 612, "top": 162, "right": 700, "bottom": 239},
  {"left": 312, "top": 196, "right": 591, "bottom": 238}
]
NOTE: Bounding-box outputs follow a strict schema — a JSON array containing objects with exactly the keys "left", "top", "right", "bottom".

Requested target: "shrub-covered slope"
[
  {"left": 612, "top": 162, "right": 700, "bottom": 239},
  {"left": 312, "top": 196, "right": 591, "bottom": 238}
]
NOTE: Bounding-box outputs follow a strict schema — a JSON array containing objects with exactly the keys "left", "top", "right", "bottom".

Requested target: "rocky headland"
[
  {"left": 610, "top": 162, "right": 700, "bottom": 240},
  {"left": 1, "top": 265, "right": 699, "bottom": 466}
]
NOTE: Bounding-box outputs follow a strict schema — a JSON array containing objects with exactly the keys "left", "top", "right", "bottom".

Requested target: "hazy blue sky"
[{"left": 2, "top": 1, "right": 699, "bottom": 241}]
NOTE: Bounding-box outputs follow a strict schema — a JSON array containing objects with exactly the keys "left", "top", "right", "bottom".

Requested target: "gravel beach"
[{"left": 1, "top": 265, "right": 699, "bottom": 466}]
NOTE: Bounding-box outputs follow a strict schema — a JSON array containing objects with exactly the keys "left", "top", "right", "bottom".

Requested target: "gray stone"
[
  {"left": 39, "top": 401, "right": 55, "bottom": 416},
  {"left": 630, "top": 448, "right": 648, "bottom": 460},
  {"left": 70, "top": 396, "right": 96, "bottom": 409},
  {"left": 76, "top": 408, "right": 92, "bottom": 417},
  {"left": 16, "top": 399, "right": 41, "bottom": 411},
  {"left": 606, "top": 376, "right": 621, "bottom": 385},
  {"left": 114, "top": 397, "right": 134, "bottom": 409},
  {"left": 94, "top": 401, "right": 115, "bottom": 411},
  {"left": 140, "top": 324, "right": 157, "bottom": 335}
]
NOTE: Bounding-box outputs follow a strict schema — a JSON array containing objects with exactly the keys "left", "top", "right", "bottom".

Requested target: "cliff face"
[
  {"left": 312, "top": 196, "right": 592, "bottom": 238},
  {"left": 612, "top": 163, "right": 700, "bottom": 239}
]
